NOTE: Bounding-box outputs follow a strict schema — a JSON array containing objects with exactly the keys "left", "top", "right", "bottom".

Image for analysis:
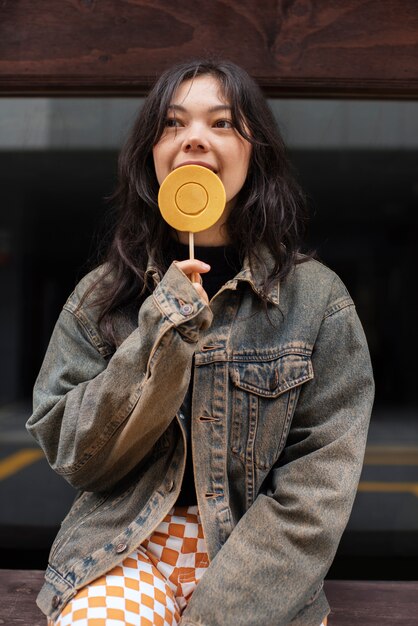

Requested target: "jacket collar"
[
  {"left": 233, "top": 244, "right": 280, "bottom": 306},
  {"left": 145, "top": 243, "right": 280, "bottom": 306}
]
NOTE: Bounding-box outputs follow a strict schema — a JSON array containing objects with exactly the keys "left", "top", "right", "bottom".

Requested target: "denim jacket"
[{"left": 27, "top": 247, "right": 374, "bottom": 625}]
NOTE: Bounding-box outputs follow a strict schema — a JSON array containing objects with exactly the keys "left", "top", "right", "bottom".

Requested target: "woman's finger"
[
  {"left": 173, "top": 259, "right": 210, "bottom": 304},
  {"left": 175, "top": 259, "right": 211, "bottom": 276}
]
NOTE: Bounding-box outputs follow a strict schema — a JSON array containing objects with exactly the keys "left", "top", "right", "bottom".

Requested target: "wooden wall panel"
[{"left": 0, "top": 0, "right": 417, "bottom": 97}]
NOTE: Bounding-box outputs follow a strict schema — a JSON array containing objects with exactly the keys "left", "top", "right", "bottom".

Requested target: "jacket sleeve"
[
  {"left": 27, "top": 263, "right": 212, "bottom": 492},
  {"left": 182, "top": 287, "right": 374, "bottom": 626}
]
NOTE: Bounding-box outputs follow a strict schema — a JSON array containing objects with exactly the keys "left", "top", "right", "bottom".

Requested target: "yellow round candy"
[{"left": 158, "top": 165, "right": 226, "bottom": 232}]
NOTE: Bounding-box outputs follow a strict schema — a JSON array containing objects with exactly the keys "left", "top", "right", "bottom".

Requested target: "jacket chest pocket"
[{"left": 229, "top": 352, "right": 313, "bottom": 471}]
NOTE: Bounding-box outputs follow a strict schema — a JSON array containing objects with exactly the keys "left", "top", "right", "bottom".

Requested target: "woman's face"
[{"left": 153, "top": 75, "right": 252, "bottom": 224}]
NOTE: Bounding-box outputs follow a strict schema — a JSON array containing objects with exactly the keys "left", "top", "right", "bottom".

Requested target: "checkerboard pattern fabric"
[
  {"left": 50, "top": 505, "right": 208, "bottom": 626},
  {"left": 49, "top": 504, "right": 328, "bottom": 626}
]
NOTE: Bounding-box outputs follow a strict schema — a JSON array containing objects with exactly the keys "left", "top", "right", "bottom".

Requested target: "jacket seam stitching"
[
  {"left": 152, "top": 291, "right": 206, "bottom": 331},
  {"left": 45, "top": 564, "right": 74, "bottom": 589},
  {"left": 55, "top": 382, "right": 144, "bottom": 477},
  {"left": 63, "top": 304, "right": 106, "bottom": 356},
  {"left": 54, "top": 326, "right": 169, "bottom": 478},
  {"left": 323, "top": 298, "right": 353, "bottom": 320}
]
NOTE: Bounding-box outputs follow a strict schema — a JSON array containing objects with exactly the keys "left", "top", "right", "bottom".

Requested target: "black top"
[
  {"left": 165, "top": 239, "right": 242, "bottom": 300},
  {"left": 164, "top": 239, "right": 242, "bottom": 505}
]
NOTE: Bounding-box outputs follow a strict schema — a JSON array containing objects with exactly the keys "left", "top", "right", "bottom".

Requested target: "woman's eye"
[
  {"left": 214, "top": 119, "right": 233, "bottom": 129},
  {"left": 165, "top": 118, "right": 181, "bottom": 127}
]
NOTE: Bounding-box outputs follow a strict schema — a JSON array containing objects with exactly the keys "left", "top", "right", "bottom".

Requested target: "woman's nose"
[{"left": 181, "top": 124, "right": 209, "bottom": 152}]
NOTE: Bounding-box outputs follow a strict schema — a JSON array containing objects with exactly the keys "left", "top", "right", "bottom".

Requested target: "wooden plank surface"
[
  {"left": 1, "top": 570, "right": 418, "bottom": 625},
  {"left": 325, "top": 580, "right": 418, "bottom": 626},
  {"left": 0, "top": 569, "right": 45, "bottom": 626},
  {"left": 0, "top": 0, "right": 417, "bottom": 97}
]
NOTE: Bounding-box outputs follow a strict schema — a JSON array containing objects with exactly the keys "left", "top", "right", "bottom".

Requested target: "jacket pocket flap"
[{"left": 229, "top": 353, "right": 313, "bottom": 398}]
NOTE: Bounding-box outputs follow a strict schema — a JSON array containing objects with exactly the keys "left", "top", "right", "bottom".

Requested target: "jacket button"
[
  {"left": 52, "top": 595, "right": 61, "bottom": 609},
  {"left": 116, "top": 542, "right": 127, "bottom": 553},
  {"left": 167, "top": 480, "right": 174, "bottom": 492},
  {"left": 180, "top": 303, "right": 194, "bottom": 316}
]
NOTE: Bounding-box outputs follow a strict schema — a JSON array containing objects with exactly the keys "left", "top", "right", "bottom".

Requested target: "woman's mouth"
[{"left": 175, "top": 161, "right": 218, "bottom": 174}]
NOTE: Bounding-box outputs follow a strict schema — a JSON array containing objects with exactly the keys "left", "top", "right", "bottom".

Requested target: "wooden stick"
[
  {"left": 189, "top": 231, "right": 195, "bottom": 260},
  {"left": 189, "top": 231, "right": 199, "bottom": 283}
]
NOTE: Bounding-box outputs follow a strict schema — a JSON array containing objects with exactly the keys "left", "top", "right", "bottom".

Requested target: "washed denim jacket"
[{"left": 27, "top": 247, "right": 374, "bottom": 625}]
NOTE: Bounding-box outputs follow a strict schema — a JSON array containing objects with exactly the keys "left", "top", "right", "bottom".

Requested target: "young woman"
[{"left": 27, "top": 59, "right": 374, "bottom": 626}]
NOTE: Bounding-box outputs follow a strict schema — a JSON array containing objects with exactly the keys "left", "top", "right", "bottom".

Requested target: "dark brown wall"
[{"left": 1, "top": 0, "right": 417, "bottom": 97}]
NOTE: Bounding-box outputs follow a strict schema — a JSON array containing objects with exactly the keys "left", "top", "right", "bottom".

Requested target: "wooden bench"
[{"left": 1, "top": 570, "right": 417, "bottom": 625}]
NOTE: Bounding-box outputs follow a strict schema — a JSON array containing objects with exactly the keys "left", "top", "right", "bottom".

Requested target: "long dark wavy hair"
[{"left": 88, "top": 59, "right": 309, "bottom": 345}]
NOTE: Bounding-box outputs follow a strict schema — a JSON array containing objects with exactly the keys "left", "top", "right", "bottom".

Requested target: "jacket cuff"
[{"left": 152, "top": 262, "right": 213, "bottom": 342}]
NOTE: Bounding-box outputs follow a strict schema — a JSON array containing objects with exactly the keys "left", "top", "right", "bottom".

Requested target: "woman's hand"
[{"left": 175, "top": 259, "right": 211, "bottom": 305}]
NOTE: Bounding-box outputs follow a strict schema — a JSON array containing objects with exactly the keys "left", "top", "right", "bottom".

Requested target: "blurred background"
[{"left": 0, "top": 95, "right": 417, "bottom": 578}]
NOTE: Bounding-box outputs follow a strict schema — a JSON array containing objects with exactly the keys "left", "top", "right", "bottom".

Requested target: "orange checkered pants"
[{"left": 50, "top": 505, "right": 209, "bottom": 626}]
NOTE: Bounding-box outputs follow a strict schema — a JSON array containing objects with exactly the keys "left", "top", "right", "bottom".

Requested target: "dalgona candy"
[{"left": 158, "top": 164, "right": 226, "bottom": 233}]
